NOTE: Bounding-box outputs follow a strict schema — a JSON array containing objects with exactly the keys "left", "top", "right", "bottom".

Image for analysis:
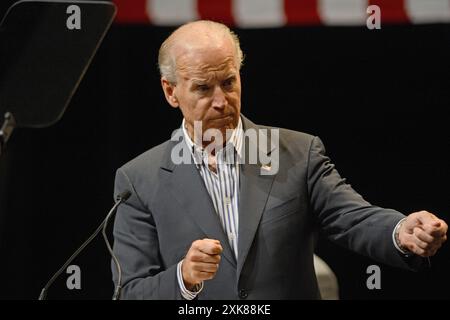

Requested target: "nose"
[{"left": 211, "top": 86, "right": 227, "bottom": 110}]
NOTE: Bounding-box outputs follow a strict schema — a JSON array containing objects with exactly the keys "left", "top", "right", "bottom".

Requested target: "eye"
[
  {"left": 196, "top": 84, "right": 210, "bottom": 93},
  {"left": 222, "top": 77, "right": 235, "bottom": 89}
]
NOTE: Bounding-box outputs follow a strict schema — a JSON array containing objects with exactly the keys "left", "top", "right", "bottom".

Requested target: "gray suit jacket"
[{"left": 112, "top": 116, "right": 421, "bottom": 300}]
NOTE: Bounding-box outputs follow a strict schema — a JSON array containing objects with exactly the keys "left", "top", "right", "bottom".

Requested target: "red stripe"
[
  {"left": 197, "top": 0, "right": 234, "bottom": 26},
  {"left": 284, "top": 0, "right": 321, "bottom": 25},
  {"left": 113, "top": 0, "right": 150, "bottom": 24},
  {"left": 369, "top": 0, "right": 410, "bottom": 24}
]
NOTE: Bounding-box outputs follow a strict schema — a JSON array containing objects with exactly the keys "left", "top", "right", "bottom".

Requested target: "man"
[{"left": 112, "top": 20, "right": 447, "bottom": 299}]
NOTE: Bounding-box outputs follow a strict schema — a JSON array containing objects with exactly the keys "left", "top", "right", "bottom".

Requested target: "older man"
[{"left": 112, "top": 20, "right": 447, "bottom": 299}]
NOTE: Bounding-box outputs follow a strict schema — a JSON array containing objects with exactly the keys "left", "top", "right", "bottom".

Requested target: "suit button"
[{"left": 239, "top": 289, "right": 248, "bottom": 299}]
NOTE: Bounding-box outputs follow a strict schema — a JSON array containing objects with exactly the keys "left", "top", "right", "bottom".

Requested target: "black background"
[{"left": 0, "top": 1, "right": 449, "bottom": 299}]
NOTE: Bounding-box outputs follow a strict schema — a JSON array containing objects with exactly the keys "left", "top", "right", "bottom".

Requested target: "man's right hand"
[{"left": 181, "top": 239, "right": 222, "bottom": 290}]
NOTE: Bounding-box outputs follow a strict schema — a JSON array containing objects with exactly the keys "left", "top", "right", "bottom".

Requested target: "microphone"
[
  {"left": 0, "top": 112, "right": 16, "bottom": 158},
  {"left": 103, "top": 190, "right": 131, "bottom": 300},
  {"left": 38, "top": 190, "right": 131, "bottom": 300}
]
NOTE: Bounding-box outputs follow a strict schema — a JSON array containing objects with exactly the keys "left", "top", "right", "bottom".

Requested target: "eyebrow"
[
  {"left": 191, "top": 79, "right": 208, "bottom": 85},
  {"left": 224, "top": 75, "right": 237, "bottom": 81},
  {"left": 191, "top": 73, "right": 236, "bottom": 84}
]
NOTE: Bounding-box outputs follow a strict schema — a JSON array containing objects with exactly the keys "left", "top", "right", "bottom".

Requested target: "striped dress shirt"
[
  {"left": 174, "top": 117, "right": 409, "bottom": 299},
  {"left": 177, "top": 117, "right": 243, "bottom": 300}
]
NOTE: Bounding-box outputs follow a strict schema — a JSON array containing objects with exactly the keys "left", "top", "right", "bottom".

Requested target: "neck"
[{"left": 185, "top": 124, "right": 232, "bottom": 153}]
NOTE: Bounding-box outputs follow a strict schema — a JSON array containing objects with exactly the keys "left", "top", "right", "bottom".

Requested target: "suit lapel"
[
  {"left": 237, "top": 163, "right": 275, "bottom": 277},
  {"left": 160, "top": 117, "right": 278, "bottom": 275},
  {"left": 237, "top": 117, "right": 277, "bottom": 278},
  {"left": 162, "top": 137, "right": 237, "bottom": 268}
]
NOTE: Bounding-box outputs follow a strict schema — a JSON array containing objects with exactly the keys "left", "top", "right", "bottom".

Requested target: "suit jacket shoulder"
[{"left": 116, "top": 138, "right": 176, "bottom": 209}]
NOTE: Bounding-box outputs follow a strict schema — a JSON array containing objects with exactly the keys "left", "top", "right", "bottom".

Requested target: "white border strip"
[
  {"left": 147, "top": 0, "right": 199, "bottom": 26},
  {"left": 319, "top": 0, "right": 368, "bottom": 26},
  {"left": 233, "top": 0, "right": 286, "bottom": 28},
  {"left": 405, "top": 0, "right": 450, "bottom": 24}
]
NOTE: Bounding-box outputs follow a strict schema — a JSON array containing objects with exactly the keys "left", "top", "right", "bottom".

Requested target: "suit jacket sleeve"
[
  {"left": 112, "top": 168, "right": 183, "bottom": 300},
  {"left": 307, "top": 136, "right": 425, "bottom": 270}
]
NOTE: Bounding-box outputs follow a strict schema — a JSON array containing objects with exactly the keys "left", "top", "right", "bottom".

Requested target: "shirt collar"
[{"left": 182, "top": 116, "right": 243, "bottom": 164}]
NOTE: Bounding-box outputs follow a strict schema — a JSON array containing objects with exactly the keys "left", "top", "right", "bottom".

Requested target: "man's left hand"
[{"left": 398, "top": 211, "right": 448, "bottom": 257}]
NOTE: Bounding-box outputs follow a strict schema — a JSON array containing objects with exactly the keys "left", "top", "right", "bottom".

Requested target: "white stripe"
[
  {"left": 147, "top": 0, "right": 199, "bottom": 26},
  {"left": 405, "top": 0, "right": 450, "bottom": 24},
  {"left": 206, "top": 169, "right": 221, "bottom": 222},
  {"left": 319, "top": 0, "right": 368, "bottom": 26},
  {"left": 233, "top": 0, "right": 286, "bottom": 28},
  {"left": 198, "top": 150, "right": 239, "bottom": 258}
]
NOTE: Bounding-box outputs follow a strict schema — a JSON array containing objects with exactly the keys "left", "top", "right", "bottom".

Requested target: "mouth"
[{"left": 210, "top": 114, "right": 233, "bottom": 121}]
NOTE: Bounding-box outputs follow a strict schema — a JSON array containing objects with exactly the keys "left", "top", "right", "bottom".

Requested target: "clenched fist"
[
  {"left": 181, "top": 239, "right": 223, "bottom": 290},
  {"left": 398, "top": 211, "right": 448, "bottom": 257}
]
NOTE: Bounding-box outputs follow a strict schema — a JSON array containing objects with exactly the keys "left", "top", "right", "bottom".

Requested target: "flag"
[{"left": 112, "top": 0, "right": 450, "bottom": 27}]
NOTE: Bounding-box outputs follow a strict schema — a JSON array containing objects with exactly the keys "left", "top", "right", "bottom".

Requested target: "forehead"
[{"left": 175, "top": 44, "right": 238, "bottom": 80}]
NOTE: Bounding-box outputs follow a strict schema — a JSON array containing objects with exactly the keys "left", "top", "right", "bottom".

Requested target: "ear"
[{"left": 161, "top": 77, "right": 179, "bottom": 108}]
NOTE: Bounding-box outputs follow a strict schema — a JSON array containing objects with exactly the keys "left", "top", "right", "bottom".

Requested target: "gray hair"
[{"left": 158, "top": 20, "right": 244, "bottom": 84}]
